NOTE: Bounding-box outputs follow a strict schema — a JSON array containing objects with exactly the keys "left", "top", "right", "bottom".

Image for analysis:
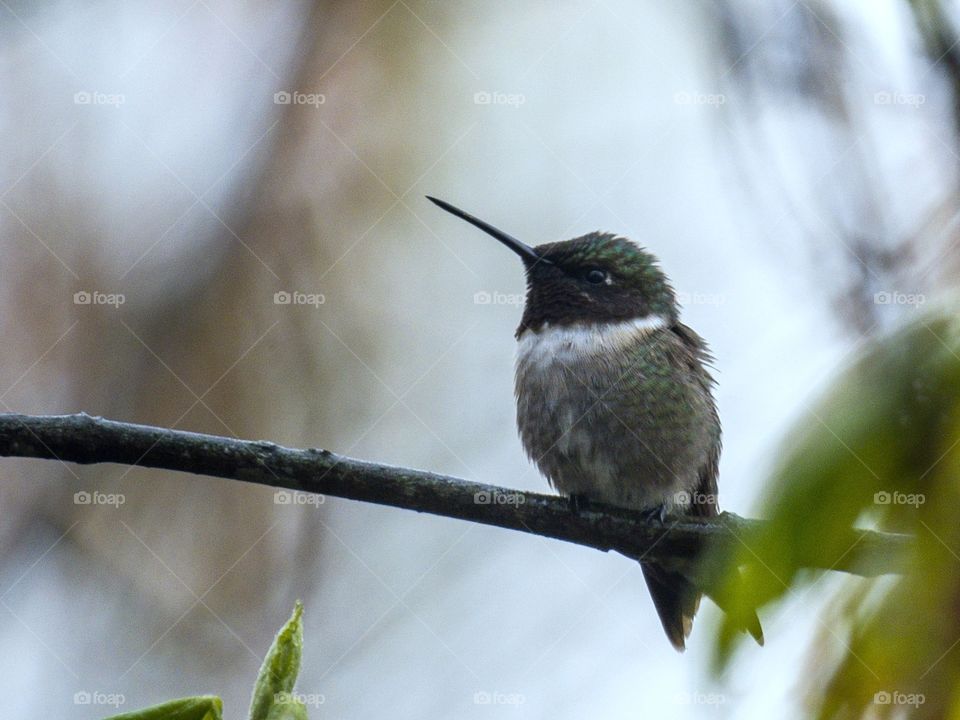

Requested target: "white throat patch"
[{"left": 516, "top": 316, "right": 668, "bottom": 367}]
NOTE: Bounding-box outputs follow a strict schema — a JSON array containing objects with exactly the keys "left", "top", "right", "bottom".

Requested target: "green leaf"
[
  {"left": 710, "top": 311, "right": 960, "bottom": 716},
  {"left": 103, "top": 696, "right": 222, "bottom": 720},
  {"left": 249, "top": 602, "right": 304, "bottom": 720}
]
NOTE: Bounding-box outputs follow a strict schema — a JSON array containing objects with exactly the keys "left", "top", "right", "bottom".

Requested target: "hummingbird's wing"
[
  {"left": 671, "top": 321, "right": 720, "bottom": 519},
  {"left": 642, "top": 324, "right": 764, "bottom": 649},
  {"left": 633, "top": 324, "right": 714, "bottom": 651}
]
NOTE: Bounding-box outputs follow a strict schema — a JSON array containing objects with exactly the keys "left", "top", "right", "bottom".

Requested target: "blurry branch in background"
[
  {"left": 0, "top": 412, "right": 911, "bottom": 583},
  {"left": 909, "top": 0, "right": 960, "bottom": 131}
]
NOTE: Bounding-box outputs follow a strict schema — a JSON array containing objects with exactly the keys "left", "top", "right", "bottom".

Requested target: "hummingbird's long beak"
[{"left": 426, "top": 196, "right": 550, "bottom": 265}]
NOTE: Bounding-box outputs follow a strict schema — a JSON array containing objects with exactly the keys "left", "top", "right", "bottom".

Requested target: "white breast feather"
[{"left": 515, "top": 315, "right": 668, "bottom": 370}]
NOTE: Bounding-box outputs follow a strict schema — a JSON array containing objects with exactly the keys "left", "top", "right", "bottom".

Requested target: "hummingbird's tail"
[
  {"left": 641, "top": 563, "right": 764, "bottom": 651},
  {"left": 641, "top": 563, "right": 701, "bottom": 652}
]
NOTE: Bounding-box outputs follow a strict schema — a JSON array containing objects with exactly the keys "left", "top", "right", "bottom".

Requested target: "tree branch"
[{"left": 0, "top": 412, "right": 910, "bottom": 577}]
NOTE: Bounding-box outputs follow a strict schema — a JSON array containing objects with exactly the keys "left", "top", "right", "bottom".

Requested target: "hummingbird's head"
[
  {"left": 519, "top": 233, "right": 677, "bottom": 336},
  {"left": 427, "top": 197, "right": 678, "bottom": 337}
]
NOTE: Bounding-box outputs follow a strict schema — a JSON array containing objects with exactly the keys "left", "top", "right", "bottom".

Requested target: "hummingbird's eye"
[{"left": 584, "top": 268, "right": 609, "bottom": 285}]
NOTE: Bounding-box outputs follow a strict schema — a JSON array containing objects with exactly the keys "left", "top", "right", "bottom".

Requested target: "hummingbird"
[{"left": 427, "top": 196, "right": 763, "bottom": 651}]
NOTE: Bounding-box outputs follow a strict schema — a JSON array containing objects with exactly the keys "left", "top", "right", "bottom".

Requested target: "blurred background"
[{"left": 0, "top": 0, "right": 957, "bottom": 717}]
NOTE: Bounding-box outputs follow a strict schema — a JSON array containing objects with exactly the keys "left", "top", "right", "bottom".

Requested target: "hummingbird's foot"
[
  {"left": 639, "top": 503, "right": 668, "bottom": 524},
  {"left": 568, "top": 493, "right": 591, "bottom": 515}
]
